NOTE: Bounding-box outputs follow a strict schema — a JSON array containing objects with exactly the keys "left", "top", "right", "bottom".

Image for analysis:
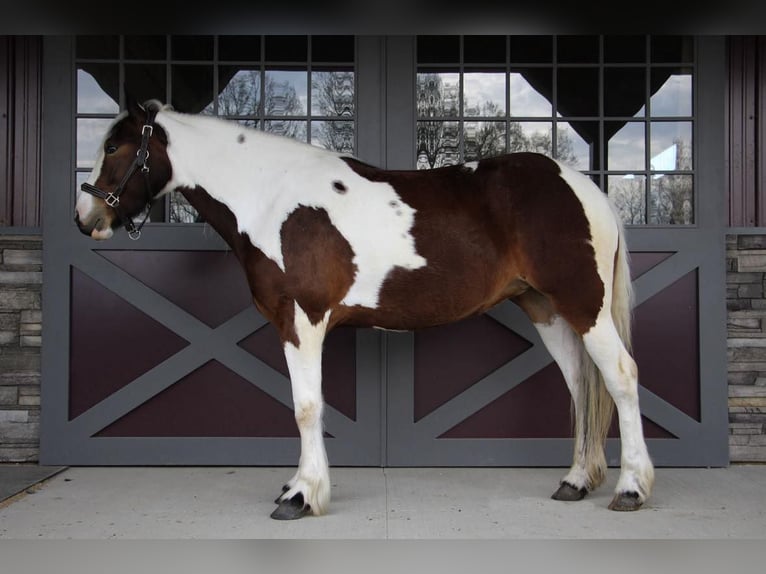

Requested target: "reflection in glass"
[
  {"left": 311, "top": 121, "right": 354, "bottom": 154},
  {"left": 170, "top": 192, "right": 201, "bottom": 223},
  {"left": 557, "top": 68, "right": 599, "bottom": 117},
  {"left": 604, "top": 68, "right": 646, "bottom": 117},
  {"left": 651, "top": 122, "right": 692, "bottom": 171},
  {"left": 509, "top": 70, "right": 551, "bottom": 117},
  {"left": 650, "top": 69, "right": 692, "bottom": 116},
  {"left": 417, "top": 121, "right": 459, "bottom": 169},
  {"left": 556, "top": 122, "right": 594, "bottom": 170},
  {"left": 77, "top": 118, "right": 114, "bottom": 169},
  {"left": 234, "top": 118, "right": 260, "bottom": 129},
  {"left": 607, "top": 122, "right": 645, "bottom": 171},
  {"left": 218, "top": 67, "right": 261, "bottom": 117},
  {"left": 508, "top": 122, "right": 553, "bottom": 155},
  {"left": 610, "top": 175, "right": 646, "bottom": 225},
  {"left": 78, "top": 67, "right": 119, "bottom": 114},
  {"left": 464, "top": 122, "right": 506, "bottom": 161},
  {"left": 265, "top": 70, "right": 307, "bottom": 116},
  {"left": 464, "top": 72, "right": 505, "bottom": 117},
  {"left": 265, "top": 119, "right": 307, "bottom": 141},
  {"left": 417, "top": 73, "right": 460, "bottom": 118},
  {"left": 171, "top": 65, "right": 214, "bottom": 114},
  {"left": 650, "top": 174, "right": 693, "bottom": 224},
  {"left": 311, "top": 71, "right": 354, "bottom": 117}
]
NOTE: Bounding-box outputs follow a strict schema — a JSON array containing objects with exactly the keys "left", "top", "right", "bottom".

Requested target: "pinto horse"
[{"left": 75, "top": 99, "right": 654, "bottom": 520}]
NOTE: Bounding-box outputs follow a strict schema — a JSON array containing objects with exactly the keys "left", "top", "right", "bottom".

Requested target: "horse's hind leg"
[
  {"left": 582, "top": 311, "right": 654, "bottom": 510},
  {"left": 271, "top": 302, "right": 332, "bottom": 520}
]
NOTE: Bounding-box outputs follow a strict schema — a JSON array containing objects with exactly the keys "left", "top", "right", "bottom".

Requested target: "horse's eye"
[{"left": 105, "top": 144, "right": 118, "bottom": 155}]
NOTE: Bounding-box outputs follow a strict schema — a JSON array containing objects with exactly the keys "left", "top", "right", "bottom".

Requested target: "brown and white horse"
[{"left": 75, "top": 99, "right": 654, "bottom": 520}]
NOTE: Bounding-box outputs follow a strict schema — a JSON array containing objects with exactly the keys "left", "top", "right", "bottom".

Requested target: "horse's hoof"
[
  {"left": 274, "top": 484, "right": 291, "bottom": 504},
  {"left": 270, "top": 493, "right": 311, "bottom": 520},
  {"left": 551, "top": 481, "right": 588, "bottom": 501},
  {"left": 608, "top": 491, "right": 643, "bottom": 511}
]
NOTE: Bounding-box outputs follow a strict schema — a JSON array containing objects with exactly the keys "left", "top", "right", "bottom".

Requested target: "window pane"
[
  {"left": 171, "top": 65, "right": 214, "bottom": 114},
  {"left": 219, "top": 36, "right": 261, "bottom": 61},
  {"left": 604, "top": 35, "right": 646, "bottom": 63},
  {"left": 464, "top": 121, "right": 506, "bottom": 161},
  {"left": 651, "top": 122, "right": 692, "bottom": 171},
  {"left": 264, "top": 119, "right": 307, "bottom": 141},
  {"left": 417, "top": 121, "right": 459, "bottom": 169},
  {"left": 557, "top": 35, "right": 599, "bottom": 63},
  {"left": 510, "top": 69, "right": 552, "bottom": 117},
  {"left": 417, "top": 72, "right": 460, "bottom": 118},
  {"left": 604, "top": 68, "right": 646, "bottom": 117},
  {"left": 170, "top": 192, "right": 201, "bottom": 223},
  {"left": 464, "top": 35, "right": 506, "bottom": 64},
  {"left": 311, "top": 121, "right": 354, "bottom": 154},
  {"left": 557, "top": 68, "right": 599, "bottom": 117},
  {"left": 125, "top": 35, "right": 166, "bottom": 60},
  {"left": 510, "top": 36, "right": 552, "bottom": 63},
  {"left": 509, "top": 122, "right": 553, "bottom": 155},
  {"left": 417, "top": 36, "right": 460, "bottom": 63},
  {"left": 265, "top": 70, "right": 308, "bottom": 116},
  {"left": 650, "top": 68, "right": 692, "bottom": 116},
  {"left": 610, "top": 175, "right": 646, "bottom": 225},
  {"left": 650, "top": 174, "right": 693, "bottom": 224},
  {"left": 312, "top": 36, "right": 354, "bottom": 63},
  {"left": 218, "top": 67, "right": 261, "bottom": 117},
  {"left": 172, "top": 35, "right": 214, "bottom": 61},
  {"left": 265, "top": 36, "right": 307, "bottom": 62},
  {"left": 125, "top": 64, "right": 166, "bottom": 104},
  {"left": 77, "top": 118, "right": 113, "bottom": 169},
  {"left": 464, "top": 72, "right": 505, "bottom": 117},
  {"left": 607, "top": 121, "right": 645, "bottom": 171},
  {"left": 76, "top": 36, "right": 119, "bottom": 59},
  {"left": 77, "top": 66, "right": 119, "bottom": 114},
  {"left": 556, "top": 122, "right": 596, "bottom": 170},
  {"left": 311, "top": 71, "right": 354, "bottom": 117},
  {"left": 651, "top": 36, "right": 694, "bottom": 63}
]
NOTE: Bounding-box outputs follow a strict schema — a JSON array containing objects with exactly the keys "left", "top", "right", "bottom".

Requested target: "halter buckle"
[
  {"left": 105, "top": 193, "right": 120, "bottom": 207},
  {"left": 128, "top": 228, "right": 142, "bottom": 241},
  {"left": 142, "top": 124, "right": 153, "bottom": 137}
]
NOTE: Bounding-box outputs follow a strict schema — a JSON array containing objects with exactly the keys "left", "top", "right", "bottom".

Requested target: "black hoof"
[
  {"left": 551, "top": 481, "right": 588, "bottom": 501},
  {"left": 270, "top": 493, "right": 311, "bottom": 520},
  {"left": 274, "top": 484, "right": 291, "bottom": 504},
  {"left": 608, "top": 491, "right": 643, "bottom": 511}
]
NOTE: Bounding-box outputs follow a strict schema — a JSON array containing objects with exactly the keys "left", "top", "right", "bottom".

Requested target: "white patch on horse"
[
  {"left": 463, "top": 161, "right": 479, "bottom": 172},
  {"left": 158, "top": 110, "right": 426, "bottom": 308}
]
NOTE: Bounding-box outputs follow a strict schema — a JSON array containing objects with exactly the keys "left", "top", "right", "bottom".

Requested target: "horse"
[{"left": 74, "top": 98, "right": 655, "bottom": 520}]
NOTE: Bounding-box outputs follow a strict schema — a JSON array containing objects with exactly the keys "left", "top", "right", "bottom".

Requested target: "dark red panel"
[
  {"left": 69, "top": 268, "right": 190, "bottom": 420},
  {"left": 96, "top": 360, "right": 299, "bottom": 437},
  {"left": 633, "top": 270, "right": 700, "bottom": 421},
  {"left": 99, "top": 250, "right": 253, "bottom": 328},
  {"left": 629, "top": 252, "right": 675, "bottom": 280},
  {"left": 238, "top": 325, "right": 357, "bottom": 421},
  {"left": 414, "top": 314, "right": 533, "bottom": 422}
]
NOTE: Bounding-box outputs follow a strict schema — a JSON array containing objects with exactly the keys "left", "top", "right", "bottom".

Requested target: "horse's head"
[{"left": 75, "top": 98, "right": 171, "bottom": 240}]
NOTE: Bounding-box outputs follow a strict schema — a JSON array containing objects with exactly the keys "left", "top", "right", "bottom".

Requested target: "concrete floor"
[{"left": 0, "top": 465, "right": 765, "bottom": 539}]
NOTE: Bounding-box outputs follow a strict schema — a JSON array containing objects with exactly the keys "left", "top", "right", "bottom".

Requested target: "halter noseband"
[{"left": 80, "top": 108, "right": 158, "bottom": 240}]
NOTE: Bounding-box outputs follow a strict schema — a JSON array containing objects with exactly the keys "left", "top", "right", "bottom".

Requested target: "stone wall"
[
  {"left": 726, "top": 234, "right": 766, "bottom": 462},
  {"left": 0, "top": 235, "right": 42, "bottom": 462}
]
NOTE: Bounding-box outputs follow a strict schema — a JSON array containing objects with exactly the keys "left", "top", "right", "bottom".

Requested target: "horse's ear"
[{"left": 124, "top": 86, "right": 146, "bottom": 120}]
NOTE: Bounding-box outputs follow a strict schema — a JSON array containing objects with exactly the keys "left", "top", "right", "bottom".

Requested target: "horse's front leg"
[{"left": 271, "top": 302, "right": 332, "bottom": 520}]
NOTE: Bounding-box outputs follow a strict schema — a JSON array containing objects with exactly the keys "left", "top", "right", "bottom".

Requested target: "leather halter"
[{"left": 80, "top": 108, "right": 158, "bottom": 240}]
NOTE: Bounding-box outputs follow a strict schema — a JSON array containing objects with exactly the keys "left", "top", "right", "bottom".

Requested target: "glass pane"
[
  {"left": 264, "top": 119, "right": 307, "bottom": 141},
  {"left": 219, "top": 36, "right": 261, "bottom": 61},
  {"left": 651, "top": 122, "right": 692, "bottom": 171},
  {"left": 170, "top": 192, "right": 201, "bottom": 223},
  {"left": 556, "top": 122, "right": 596, "bottom": 171},
  {"left": 172, "top": 35, "right": 214, "bottom": 61},
  {"left": 508, "top": 122, "right": 553, "bottom": 155},
  {"left": 557, "top": 68, "right": 599, "bottom": 117},
  {"left": 464, "top": 121, "right": 506, "bottom": 161},
  {"left": 416, "top": 72, "right": 460, "bottom": 118},
  {"left": 311, "top": 121, "right": 354, "bottom": 154},
  {"left": 651, "top": 36, "right": 694, "bottom": 63},
  {"left": 557, "top": 35, "right": 599, "bottom": 63},
  {"left": 265, "top": 70, "right": 308, "bottom": 116},
  {"left": 125, "top": 64, "right": 166, "bottom": 104},
  {"left": 510, "top": 36, "right": 552, "bottom": 63},
  {"left": 609, "top": 175, "right": 646, "bottom": 225},
  {"left": 172, "top": 65, "right": 214, "bottom": 114},
  {"left": 233, "top": 118, "right": 260, "bottom": 129},
  {"left": 417, "top": 121, "right": 459, "bottom": 169},
  {"left": 604, "top": 68, "right": 646, "bottom": 117},
  {"left": 510, "top": 69, "right": 552, "bottom": 117},
  {"left": 417, "top": 36, "right": 460, "bottom": 63},
  {"left": 218, "top": 67, "right": 261, "bottom": 117},
  {"left": 650, "top": 174, "right": 693, "bottom": 224},
  {"left": 650, "top": 68, "right": 692, "bottom": 116},
  {"left": 265, "top": 36, "right": 307, "bottom": 62},
  {"left": 312, "top": 36, "right": 354, "bottom": 63},
  {"left": 464, "top": 72, "right": 505, "bottom": 117},
  {"left": 607, "top": 121, "right": 645, "bottom": 171},
  {"left": 125, "top": 35, "right": 166, "bottom": 60},
  {"left": 311, "top": 70, "right": 354, "bottom": 117},
  {"left": 604, "top": 35, "right": 646, "bottom": 63},
  {"left": 77, "top": 118, "right": 113, "bottom": 169},
  {"left": 76, "top": 36, "right": 118, "bottom": 59},
  {"left": 464, "top": 35, "right": 506, "bottom": 64},
  {"left": 77, "top": 66, "right": 119, "bottom": 113}
]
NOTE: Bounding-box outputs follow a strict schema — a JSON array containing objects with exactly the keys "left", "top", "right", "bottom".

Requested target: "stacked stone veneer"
[
  {"left": 727, "top": 234, "right": 766, "bottom": 462},
  {"left": 0, "top": 235, "right": 42, "bottom": 462}
]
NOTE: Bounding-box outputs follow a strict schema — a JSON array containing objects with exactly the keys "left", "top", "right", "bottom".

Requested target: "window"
[
  {"left": 416, "top": 35, "right": 695, "bottom": 225},
  {"left": 75, "top": 35, "right": 356, "bottom": 223}
]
